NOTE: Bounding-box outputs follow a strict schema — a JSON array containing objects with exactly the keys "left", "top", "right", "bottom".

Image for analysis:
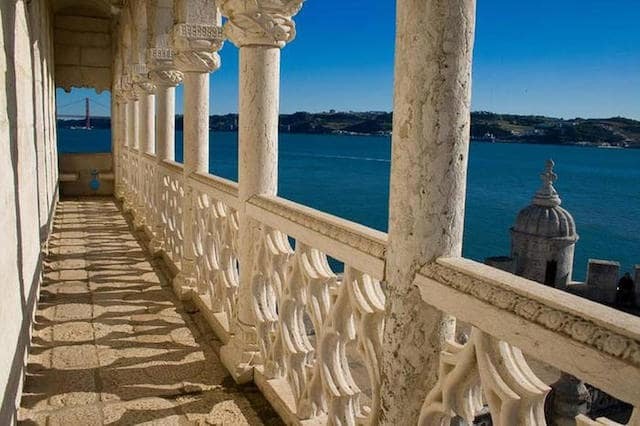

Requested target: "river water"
[{"left": 58, "top": 128, "right": 640, "bottom": 280}]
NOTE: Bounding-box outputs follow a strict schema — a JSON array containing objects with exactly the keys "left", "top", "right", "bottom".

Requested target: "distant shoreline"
[{"left": 57, "top": 110, "right": 640, "bottom": 148}]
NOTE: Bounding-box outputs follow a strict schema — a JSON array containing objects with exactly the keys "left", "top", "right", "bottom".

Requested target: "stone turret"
[{"left": 510, "top": 160, "right": 579, "bottom": 288}]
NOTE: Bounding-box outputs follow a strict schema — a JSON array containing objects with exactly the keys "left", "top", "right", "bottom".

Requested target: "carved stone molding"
[
  {"left": 149, "top": 47, "right": 174, "bottom": 63},
  {"left": 420, "top": 261, "right": 640, "bottom": 368},
  {"left": 174, "top": 23, "right": 224, "bottom": 47},
  {"left": 220, "top": 0, "right": 304, "bottom": 48}
]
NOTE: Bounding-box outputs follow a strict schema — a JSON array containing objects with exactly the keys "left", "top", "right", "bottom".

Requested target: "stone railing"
[
  {"left": 415, "top": 258, "right": 640, "bottom": 425},
  {"left": 117, "top": 164, "right": 640, "bottom": 425},
  {"left": 189, "top": 172, "right": 240, "bottom": 341}
]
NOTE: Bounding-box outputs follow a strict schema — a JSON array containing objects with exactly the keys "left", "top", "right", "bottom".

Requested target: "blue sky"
[{"left": 57, "top": 0, "right": 640, "bottom": 119}]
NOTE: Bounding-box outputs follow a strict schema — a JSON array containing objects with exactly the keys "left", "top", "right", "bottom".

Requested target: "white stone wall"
[{"left": 0, "top": 0, "right": 58, "bottom": 422}]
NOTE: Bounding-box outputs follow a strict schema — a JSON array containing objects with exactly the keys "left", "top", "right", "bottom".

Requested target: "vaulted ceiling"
[
  {"left": 52, "top": 0, "right": 123, "bottom": 18},
  {"left": 52, "top": 0, "right": 123, "bottom": 92}
]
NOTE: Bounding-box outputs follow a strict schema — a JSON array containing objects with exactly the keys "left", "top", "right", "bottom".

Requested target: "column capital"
[
  {"left": 149, "top": 69, "right": 184, "bottom": 87},
  {"left": 220, "top": 0, "right": 304, "bottom": 48},
  {"left": 113, "top": 81, "right": 128, "bottom": 104},
  {"left": 117, "top": 75, "right": 138, "bottom": 101},
  {"left": 172, "top": 23, "right": 224, "bottom": 73},
  {"left": 148, "top": 47, "right": 184, "bottom": 86},
  {"left": 130, "top": 64, "right": 157, "bottom": 95}
]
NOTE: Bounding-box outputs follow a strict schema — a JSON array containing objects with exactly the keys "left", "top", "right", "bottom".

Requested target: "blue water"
[{"left": 58, "top": 128, "right": 640, "bottom": 280}]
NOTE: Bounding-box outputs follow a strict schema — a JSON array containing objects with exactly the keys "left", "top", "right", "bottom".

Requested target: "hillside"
[{"left": 58, "top": 112, "right": 640, "bottom": 148}]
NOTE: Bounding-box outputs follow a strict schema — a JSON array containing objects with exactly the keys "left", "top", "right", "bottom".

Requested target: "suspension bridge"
[{"left": 56, "top": 97, "right": 110, "bottom": 129}]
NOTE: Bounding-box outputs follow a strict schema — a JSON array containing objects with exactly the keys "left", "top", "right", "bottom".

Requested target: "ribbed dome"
[
  {"left": 513, "top": 204, "right": 577, "bottom": 238},
  {"left": 512, "top": 159, "right": 578, "bottom": 239}
]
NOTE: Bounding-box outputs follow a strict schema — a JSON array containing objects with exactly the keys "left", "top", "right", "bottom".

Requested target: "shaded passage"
[{"left": 19, "top": 198, "right": 281, "bottom": 425}]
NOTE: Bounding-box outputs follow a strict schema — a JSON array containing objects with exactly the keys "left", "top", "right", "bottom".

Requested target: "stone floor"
[{"left": 18, "top": 198, "right": 282, "bottom": 425}]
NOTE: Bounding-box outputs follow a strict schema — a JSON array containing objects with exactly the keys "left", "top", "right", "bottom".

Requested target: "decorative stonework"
[
  {"left": 134, "top": 81, "right": 156, "bottom": 95},
  {"left": 173, "top": 50, "right": 221, "bottom": 74},
  {"left": 419, "top": 328, "right": 549, "bottom": 425},
  {"left": 174, "top": 23, "right": 224, "bottom": 44},
  {"left": 220, "top": 0, "right": 304, "bottom": 47},
  {"left": 420, "top": 261, "right": 640, "bottom": 367},
  {"left": 251, "top": 226, "right": 386, "bottom": 424},
  {"left": 172, "top": 23, "right": 224, "bottom": 73},
  {"left": 149, "top": 47, "right": 174, "bottom": 62},
  {"left": 248, "top": 195, "right": 386, "bottom": 260},
  {"left": 149, "top": 69, "right": 183, "bottom": 87}
]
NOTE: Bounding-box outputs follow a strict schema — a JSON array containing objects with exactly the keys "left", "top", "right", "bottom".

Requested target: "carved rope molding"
[
  {"left": 248, "top": 195, "right": 386, "bottom": 260},
  {"left": 420, "top": 259, "right": 640, "bottom": 368}
]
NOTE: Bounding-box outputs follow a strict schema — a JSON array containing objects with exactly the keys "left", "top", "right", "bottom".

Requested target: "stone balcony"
[{"left": 2, "top": 0, "right": 640, "bottom": 425}]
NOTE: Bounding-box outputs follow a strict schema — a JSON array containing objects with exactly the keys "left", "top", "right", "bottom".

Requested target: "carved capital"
[
  {"left": 173, "top": 49, "right": 221, "bottom": 74},
  {"left": 172, "top": 23, "right": 224, "bottom": 73},
  {"left": 220, "top": 0, "right": 304, "bottom": 48},
  {"left": 113, "top": 89, "right": 128, "bottom": 104},
  {"left": 118, "top": 74, "right": 138, "bottom": 101},
  {"left": 149, "top": 69, "right": 183, "bottom": 87},
  {"left": 134, "top": 81, "right": 157, "bottom": 96},
  {"left": 130, "top": 64, "right": 156, "bottom": 95}
]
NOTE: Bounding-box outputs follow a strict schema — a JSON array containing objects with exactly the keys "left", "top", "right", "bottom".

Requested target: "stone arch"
[{"left": 52, "top": 0, "right": 120, "bottom": 93}]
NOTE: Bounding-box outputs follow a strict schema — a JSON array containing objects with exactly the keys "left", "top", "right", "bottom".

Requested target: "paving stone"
[
  {"left": 52, "top": 344, "right": 100, "bottom": 369},
  {"left": 53, "top": 321, "right": 94, "bottom": 344},
  {"left": 18, "top": 199, "right": 280, "bottom": 425},
  {"left": 54, "top": 302, "right": 93, "bottom": 321}
]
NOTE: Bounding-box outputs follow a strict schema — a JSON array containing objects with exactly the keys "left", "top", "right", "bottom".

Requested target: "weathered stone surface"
[{"left": 18, "top": 198, "right": 282, "bottom": 425}]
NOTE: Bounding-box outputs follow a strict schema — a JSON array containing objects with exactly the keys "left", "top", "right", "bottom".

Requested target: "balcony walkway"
[{"left": 18, "top": 198, "right": 281, "bottom": 425}]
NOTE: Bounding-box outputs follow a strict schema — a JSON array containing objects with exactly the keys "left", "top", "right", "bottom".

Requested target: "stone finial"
[
  {"left": 220, "top": 0, "right": 304, "bottom": 48},
  {"left": 533, "top": 159, "right": 561, "bottom": 207}
]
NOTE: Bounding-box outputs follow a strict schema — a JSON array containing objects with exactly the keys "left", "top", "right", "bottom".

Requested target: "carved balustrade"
[
  {"left": 116, "top": 153, "right": 640, "bottom": 425},
  {"left": 246, "top": 195, "right": 387, "bottom": 425},
  {"left": 189, "top": 172, "right": 240, "bottom": 341},
  {"left": 157, "top": 160, "right": 184, "bottom": 267},
  {"left": 415, "top": 258, "right": 640, "bottom": 426}
]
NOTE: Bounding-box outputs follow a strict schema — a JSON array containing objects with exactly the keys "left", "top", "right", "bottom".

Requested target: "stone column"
[
  {"left": 171, "top": 19, "right": 223, "bottom": 300},
  {"left": 138, "top": 83, "right": 156, "bottom": 155},
  {"left": 132, "top": 78, "right": 156, "bottom": 229},
  {"left": 152, "top": 71, "right": 181, "bottom": 162},
  {"left": 123, "top": 87, "right": 140, "bottom": 213},
  {"left": 149, "top": 67, "right": 183, "bottom": 254},
  {"left": 218, "top": 0, "right": 304, "bottom": 384},
  {"left": 112, "top": 87, "right": 127, "bottom": 199},
  {"left": 380, "top": 0, "right": 477, "bottom": 424}
]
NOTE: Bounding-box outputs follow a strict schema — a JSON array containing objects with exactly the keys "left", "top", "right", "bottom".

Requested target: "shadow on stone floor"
[{"left": 18, "top": 197, "right": 282, "bottom": 425}]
